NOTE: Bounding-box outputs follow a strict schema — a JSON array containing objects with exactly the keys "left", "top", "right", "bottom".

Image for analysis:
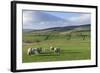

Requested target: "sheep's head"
[{"left": 50, "top": 46, "right": 54, "bottom": 50}]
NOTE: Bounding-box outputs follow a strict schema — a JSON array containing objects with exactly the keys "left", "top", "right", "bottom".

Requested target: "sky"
[{"left": 23, "top": 10, "right": 91, "bottom": 30}]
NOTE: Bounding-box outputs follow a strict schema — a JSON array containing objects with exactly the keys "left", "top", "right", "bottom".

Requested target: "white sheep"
[
  {"left": 27, "top": 48, "right": 42, "bottom": 55},
  {"left": 50, "top": 46, "right": 60, "bottom": 55}
]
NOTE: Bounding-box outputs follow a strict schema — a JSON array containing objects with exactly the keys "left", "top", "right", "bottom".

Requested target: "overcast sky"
[{"left": 23, "top": 10, "right": 91, "bottom": 29}]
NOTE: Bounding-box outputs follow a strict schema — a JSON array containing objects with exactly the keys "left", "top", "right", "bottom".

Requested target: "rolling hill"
[{"left": 23, "top": 24, "right": 90, "bottom": 33}]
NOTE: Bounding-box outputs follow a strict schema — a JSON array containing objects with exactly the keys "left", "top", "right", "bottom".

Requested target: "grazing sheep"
[
  {"left": 32, "top": 48, "right": 39, "bottom": 55},
  {"left": 54, "top": 48, "right": 60, "bottom": 55},
  {"left": 42, "top": 48, "right": 48, "bottom": 53},
  {"left": 27, "top": 48, "right": 32, "bottom": 55},
  {"left": 50, "top": 46, "right": 54, "bottom": 51},
  {"left": 37, "top": 47, "right": 42, "bottom": 54},
  {"left": 27, "top": 48, "right": 42, "bottom": 55},
  {"left": 50, "top": 46, "right": 60, "bottom": 55},
  {"left": 27, "top": 47, "right": 60, "bottom": 55}
]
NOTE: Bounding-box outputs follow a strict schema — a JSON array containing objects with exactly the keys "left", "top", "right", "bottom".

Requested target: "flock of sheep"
[{"left": 27, "top": 46, "right": 61, "bottom": 56}]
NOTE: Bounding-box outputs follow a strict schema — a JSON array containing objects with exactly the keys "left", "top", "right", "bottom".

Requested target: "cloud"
[
  {"left": 23, "top": 11, "right": 36, "bottom": 25},
  {"left": 23, "top": 10, "right": 91, "bottom": 29},
  {"left": 68, "top": 14, "right": 91, "bottom": 25}
]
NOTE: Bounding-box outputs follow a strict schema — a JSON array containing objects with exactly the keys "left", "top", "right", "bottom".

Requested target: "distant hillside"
[
  {"left": 41, "top": 24, "right": 90, "bottom": 32},
  {"left": 23, "top": 24, "right": 90, "bottom": 33}
]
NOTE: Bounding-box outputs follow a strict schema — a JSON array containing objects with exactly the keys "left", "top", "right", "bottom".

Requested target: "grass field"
[{"left": 22, "top": 30, "right": 91, "bottom": 63}]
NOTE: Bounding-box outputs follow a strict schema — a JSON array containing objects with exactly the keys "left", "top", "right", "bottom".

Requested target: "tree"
[{"left": 80, "top": 34, "right": 87, "bottom": 40}]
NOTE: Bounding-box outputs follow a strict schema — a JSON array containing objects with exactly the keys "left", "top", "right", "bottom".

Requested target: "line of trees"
[
  {"left": 23, "top": 32, "right": 89, "bottom": 43},
  {"left": 66, "top": 33, "right": 89, "bottom": 40}
]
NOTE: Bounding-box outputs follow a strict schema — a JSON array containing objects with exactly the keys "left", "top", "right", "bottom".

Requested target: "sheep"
[
  {"left": 37, "top": 47, "right": 42, "bottom": 54},
  {"left": 50, "top": 46, "right": 54, "bottom": 50},
  {"left": 41, "top": 48, "right": 49, "bottom": 54},
  {"left": 27, "top": 48, "right": 32, "bottom": 55},
  {"left": 50, "top": 46, "right": 61, "bottom": 55},
  {"left": 27, "top": 47, "right": 42, "bottom": 55},
  {"left": 54, "top": 48, "right": 60, "bottom": 55},
  {"left": 27, "top": 47, "right": 60, "bottom": 56}
]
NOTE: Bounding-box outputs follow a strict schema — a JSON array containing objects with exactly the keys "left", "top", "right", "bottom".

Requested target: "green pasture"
[{"left": 22, "top": 31, "right": 91, "bottom": 63}]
